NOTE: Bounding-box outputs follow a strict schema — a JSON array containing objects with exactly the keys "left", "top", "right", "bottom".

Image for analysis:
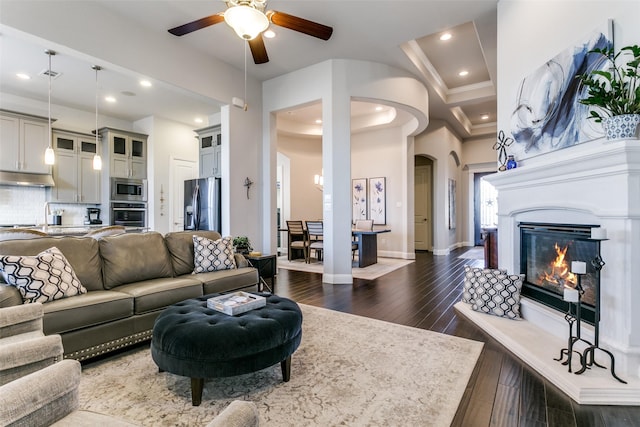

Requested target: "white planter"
[{"left": 602, "top": 114, "right": 640, "bottom": 140}]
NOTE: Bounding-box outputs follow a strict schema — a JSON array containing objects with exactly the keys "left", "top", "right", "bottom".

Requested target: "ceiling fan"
[{"left": 168, "top": 0, "right": 333, "bottom": 65}]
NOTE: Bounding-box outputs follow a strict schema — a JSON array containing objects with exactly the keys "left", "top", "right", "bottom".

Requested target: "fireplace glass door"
[{"left": 520, "top": 223, "right": 600, "bottom": 324}]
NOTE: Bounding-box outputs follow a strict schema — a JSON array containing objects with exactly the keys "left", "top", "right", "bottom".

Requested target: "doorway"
[
  {"left": 473, "top": 172, "right": 498, "bottom": 245},
  {"left": 414, "top": 156, "right": 433, "bottom": 251}
]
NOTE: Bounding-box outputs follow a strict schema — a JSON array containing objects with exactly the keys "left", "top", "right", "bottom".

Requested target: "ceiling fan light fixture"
[{"left": 224, "top": 5, "right": 269, "bottom": 40}]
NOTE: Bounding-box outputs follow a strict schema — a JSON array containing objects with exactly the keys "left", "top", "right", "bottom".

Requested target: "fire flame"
[{"left": 538, "top": 243, "right": 577, "bottom": 287}]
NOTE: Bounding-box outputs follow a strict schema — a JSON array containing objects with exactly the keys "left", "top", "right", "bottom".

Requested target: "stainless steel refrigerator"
[{"left": 184, "top": 177, "right": 221, "bottom": 232}]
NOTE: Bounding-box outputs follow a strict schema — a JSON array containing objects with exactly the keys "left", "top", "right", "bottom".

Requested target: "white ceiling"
[{"left": 0, "top": 0, "right": 497, "bottom": 139}]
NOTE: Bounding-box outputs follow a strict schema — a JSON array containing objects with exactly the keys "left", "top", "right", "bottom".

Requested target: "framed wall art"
[
  {"left": 352, "top": 178, "right": 367, "bottom": 223},
  {"left": 448, "top": 178, "right": 456, "bottom": 230},
  {"left": 369, "top": 177, "right": 386, "bottom": 225}
]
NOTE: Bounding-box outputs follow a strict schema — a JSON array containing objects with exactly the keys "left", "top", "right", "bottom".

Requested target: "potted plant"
[
  {"left": 577, "top": 44, "right": 640, "bottom": 140},
  {"left": 232, "top": 236, "right": 252, "bottom": 254}
]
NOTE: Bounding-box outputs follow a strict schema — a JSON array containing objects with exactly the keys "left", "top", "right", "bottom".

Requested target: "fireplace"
[{"left": 519, "top": 222, "right": 600, "bottom": 324}]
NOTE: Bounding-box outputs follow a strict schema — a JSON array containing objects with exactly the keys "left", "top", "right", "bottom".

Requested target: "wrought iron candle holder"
[{"left": 554, "top": 240, "right": 627, "bottom": 384}]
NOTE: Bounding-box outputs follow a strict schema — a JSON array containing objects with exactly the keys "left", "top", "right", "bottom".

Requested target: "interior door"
[
  {"left": 414, "top": 164, "right": 432, "bottom": 250},
  {"left": 170, "top": 158, "right": 197, "bottom": 232}
]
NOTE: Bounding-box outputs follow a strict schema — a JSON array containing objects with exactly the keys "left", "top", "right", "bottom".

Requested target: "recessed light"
[
  {"left": 439, "top": 32, "right": 452, "bottom": 41},
  {"left": 194, "top": 118, "right": 203, "bottom": 124},
  {"left": 16, "top": 73, "right": 31, "bottom": 80},
  {"left": 263, "top": 30, "right": 276, "bottom": 38},
  {"left": 458, "top": 70, "right": 469, "bottom": 77},
  {"left": 105, "top": 96, "right": 117, "bottom": 103},
  {"left": 375, "top": 106, "right": 383, "bottom": 111},
  {"left": 315, "top": 119, "right": 322, "bottom": 124},
  {"left": 481, "top": 114, "right": 490, "bottom": 120},
  {"left": 140, "top": 80, "right": 152, "bottom": 87}
]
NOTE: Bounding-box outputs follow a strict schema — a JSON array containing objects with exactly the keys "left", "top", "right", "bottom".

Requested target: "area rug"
[
  {"left": 277, "top": 256, "right": 414, "bottom": 280},
  {"left": 78, "top": 304, "right": 483, "bottom": 426},
  {"left": 457, "top": 247, "right": 484, "bottom": 260}
]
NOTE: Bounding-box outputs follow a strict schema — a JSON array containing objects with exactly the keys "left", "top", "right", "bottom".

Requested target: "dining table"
[
  {"left": 279, "top": 226, "right": 391, "bottom": 268},
  {"left": 352, "top": 228, "right": 391, "bottom": 268}
]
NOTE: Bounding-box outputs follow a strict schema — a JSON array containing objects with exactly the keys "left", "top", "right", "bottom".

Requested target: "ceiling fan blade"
[
  {"left": 249, "top": 35, "right": 269, "bottom": 64},
  {"left": 168, "top": 13, "right": 225, "bottom": 36},
  {"left": 267, "top": 11, "right": 333, "bottom": 41}
]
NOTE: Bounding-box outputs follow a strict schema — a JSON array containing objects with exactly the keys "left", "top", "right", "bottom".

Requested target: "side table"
[{"left": 245, "top": 254, "right": 277, "bottom": 293}]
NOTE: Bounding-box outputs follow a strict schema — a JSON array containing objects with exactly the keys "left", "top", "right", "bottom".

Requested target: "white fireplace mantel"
[{"left": 470, "top": 138, "right": 640, "bottom": 404}]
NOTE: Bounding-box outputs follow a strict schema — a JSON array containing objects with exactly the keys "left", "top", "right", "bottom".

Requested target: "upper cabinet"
[
  {"left": 0, "top": 110, "right": 51, "bottom": 174},
  {"left": 48, "top": 129, "right": 101, "bottom": 203},
  {"left": 195, "top": 125, "right": 221, "bottom": 178},
  {"left": 99, "top": 128, "right": 147, "bottom": 179}
]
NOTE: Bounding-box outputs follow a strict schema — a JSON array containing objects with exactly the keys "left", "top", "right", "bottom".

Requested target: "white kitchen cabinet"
[
  {"left": 48, "top": 130, "right": 101, "bottom": 203},
  {"left": 0, "top": 111, "right": 50, "bottom": 174},
  {"left": 196, "top": 125, "right": 221, "bottom": 178},
  {"left": 99, "top": 128, "right": 147, "bottom": 179}
]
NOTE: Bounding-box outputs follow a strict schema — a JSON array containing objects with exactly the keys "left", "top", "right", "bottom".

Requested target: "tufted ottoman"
[{"left": 151, "top": 294, "right": 302, "bottom": 406}]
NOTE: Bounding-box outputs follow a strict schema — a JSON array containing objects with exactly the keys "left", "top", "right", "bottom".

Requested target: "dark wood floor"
[{"left": 273, "top": 248, "right": 640, "bottom": 427}]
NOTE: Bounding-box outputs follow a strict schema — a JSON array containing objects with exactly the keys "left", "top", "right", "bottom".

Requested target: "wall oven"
[
  {"left": 111, "top": 202, "right": 146, "bottom": 228},
  {"left": 111, "top": 178, "right": 147, "bottom": 202}
]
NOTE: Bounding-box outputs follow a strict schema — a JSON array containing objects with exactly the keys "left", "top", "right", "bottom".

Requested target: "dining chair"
[
  {"left": 352, "top": 219, "right": 374, "bottom": 260},
  {"left": 305, "top": 220, "right": 324, "bottom": 263},
  {"left": 286, "top": 220, "right": 309, "bottom": 262}
]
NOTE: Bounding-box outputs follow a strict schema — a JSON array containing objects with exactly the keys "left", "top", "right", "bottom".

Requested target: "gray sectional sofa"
[{"left": 0, "top": 230, "right": 259, "bottom": 360}]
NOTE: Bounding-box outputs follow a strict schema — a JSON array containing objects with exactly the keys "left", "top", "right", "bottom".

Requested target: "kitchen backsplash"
[{"left": 0, "top": 186, "right": 99, "bottom": 225}]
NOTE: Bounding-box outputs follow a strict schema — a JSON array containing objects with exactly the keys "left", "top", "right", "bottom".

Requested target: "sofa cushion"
[
  {"left": 0, "top": 247, "right": 87, "bottom": 304},
  {"left": 193, "top": 235, "right": 237, "bottom": 273},
  {"left": 0, "top": 237, "right": 103, "bottom": 291},
  {"left": 99, "top": 232, "right": 173, "bottom": 290},
  {"left": 113, "top": 277, "right": 203, "bottom": 314},
  {"left": 192, "top": 268, "right": 259, "bottom": 295},
  {"left": 164, "top": 230, "right": 223, "bottom": 276},
  {"left": 42, "top": 290, "right": 133, "bottom": 335}
]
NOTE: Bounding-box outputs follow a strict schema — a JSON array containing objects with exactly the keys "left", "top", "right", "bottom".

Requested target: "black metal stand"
[
  {"left": 555, "top": 249, "right": 627, "bottom": 384},
  {"left": 573, "top": 254, "right": 627, "bottom": 384},
  {"left": 555, "top": 277, "right": 591, "bottom": 371}
]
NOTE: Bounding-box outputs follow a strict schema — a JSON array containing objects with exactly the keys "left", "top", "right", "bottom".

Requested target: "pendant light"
[
  {"left": 44, "top": 50, "right": 56, "bottom": 165},
  {"left": 92, "top": 65, "right": 102, "bottom": 170}
]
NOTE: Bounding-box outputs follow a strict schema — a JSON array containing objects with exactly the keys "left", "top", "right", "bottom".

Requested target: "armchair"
[
  {"left": 0, "top": 359, "right": 259, "bottom": 427},
  {"left": 0, "top": 303, "right": 63, "bottom": 386}
]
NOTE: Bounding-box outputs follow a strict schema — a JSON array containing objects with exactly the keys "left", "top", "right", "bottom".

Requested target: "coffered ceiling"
[{"left": 0, "top": 0, "right": 497, "bottom": 140}]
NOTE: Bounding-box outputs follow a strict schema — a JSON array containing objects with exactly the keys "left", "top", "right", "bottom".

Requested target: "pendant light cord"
[{"left": 95, "top": 66, "right": 99, "bottom": 144}]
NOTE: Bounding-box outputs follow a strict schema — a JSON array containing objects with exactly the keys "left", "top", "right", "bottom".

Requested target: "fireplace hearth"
[{"left": 519, "top": 222, "right": 601, "bottom": 324}]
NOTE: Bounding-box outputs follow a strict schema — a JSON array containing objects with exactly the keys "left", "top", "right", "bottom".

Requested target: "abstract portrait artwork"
[
  {"left": 352, "top": 178, "right": 367, "bottom": 222},
  {"left": 510, "top": 25, "right": 612, "bottom": 160},
  {"left": 369, "top": 177, "right": 386, "bottom": 225}
]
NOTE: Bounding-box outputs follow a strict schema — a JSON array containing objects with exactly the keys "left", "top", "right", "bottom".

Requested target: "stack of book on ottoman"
[{"left": 207, "top": 292, "right": 266, "bottom": 315}]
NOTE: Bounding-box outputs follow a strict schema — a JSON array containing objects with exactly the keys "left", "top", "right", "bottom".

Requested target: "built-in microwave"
[{"left": 111, "top": 178, "right": 147, "bottom": 202}]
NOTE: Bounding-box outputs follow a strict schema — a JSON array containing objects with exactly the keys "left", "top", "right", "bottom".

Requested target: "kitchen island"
[{"left": 0, "top": 225, "right": 149, "bottom": 236}]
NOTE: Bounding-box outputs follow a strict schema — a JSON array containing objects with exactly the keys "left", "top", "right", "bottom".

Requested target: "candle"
[
  {"left": 564, "top": 287, "right": 579, "bottom": 302},
  {"left": 591, "top": 227, "right": 607, "bottom": 240},
  {"left": 571, "top": 261, "right": 587, "bottom": 275}
]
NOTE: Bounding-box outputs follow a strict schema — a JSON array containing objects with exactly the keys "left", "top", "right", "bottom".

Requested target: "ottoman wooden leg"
[
  {"left": 281, "top": 356, "right": 292, "bottom": 382},
  {"left": 191, "top": 377, "right": 204, "bottom": 406}
]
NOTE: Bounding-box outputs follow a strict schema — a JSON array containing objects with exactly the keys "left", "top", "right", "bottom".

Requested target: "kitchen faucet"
[{"left": 43, "top": 201, "right": 50, "bottom": 231}]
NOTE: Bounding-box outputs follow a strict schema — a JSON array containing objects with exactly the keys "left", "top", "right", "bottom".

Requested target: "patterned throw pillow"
[
  {"left": 471, "top": 272, "right": 524, "bottom": 320},
  {"left": 193, "top": 235, "right": 237, "bottom": 273},
  {"left": 461, "top": 266, "right": 506, "bottom": 304},
  {"left": 0, "top": 247, "right": 87, "bottom": 304}
]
